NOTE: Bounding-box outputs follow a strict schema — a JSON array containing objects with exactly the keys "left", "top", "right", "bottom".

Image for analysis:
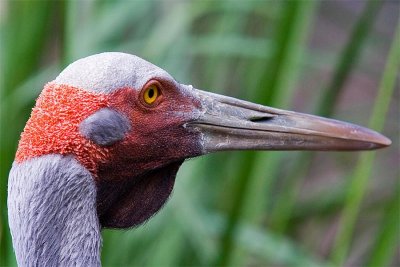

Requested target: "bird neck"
[{"left": 8, "top": 154, "right": 102, "bottom": 266}]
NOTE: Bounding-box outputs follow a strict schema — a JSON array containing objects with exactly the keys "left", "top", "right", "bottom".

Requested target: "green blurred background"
[{"left": 0, "top": 0, "right": 399, "bottom": 266}]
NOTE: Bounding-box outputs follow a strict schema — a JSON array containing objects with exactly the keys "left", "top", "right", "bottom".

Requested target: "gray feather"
[
  {"left": 8, "top": 154, "right": 101, "bottom": 267},
  {"left": 54, "top": 52, "right": 175, "bottom": 94},
  {"left": 79, "top": 108, "right": 131, "bottom": 146}
]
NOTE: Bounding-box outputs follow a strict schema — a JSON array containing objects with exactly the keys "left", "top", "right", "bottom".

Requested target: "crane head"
[{"left": 15, "top": 52, "right": 390, "bottom": 229}]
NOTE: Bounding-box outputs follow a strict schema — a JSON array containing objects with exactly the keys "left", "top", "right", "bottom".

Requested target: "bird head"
[{"left": 15, "top": 52, "right": 390, "bottom": 229}]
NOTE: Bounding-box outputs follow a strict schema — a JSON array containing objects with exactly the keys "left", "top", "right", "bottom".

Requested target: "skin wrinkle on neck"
[{"left": 8, "top": 154, "right": 101, "bottom": 267}]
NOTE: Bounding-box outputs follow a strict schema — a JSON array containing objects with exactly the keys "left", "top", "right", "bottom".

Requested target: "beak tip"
[
  {"left": 376, "top": 135, "right": 392, "bottom": 147},
  {"left": 365, "top": 131, "right": 391, "bottom": 149},
  {"left": 344, "top": 123, "right": 391, "bottom": 150}
]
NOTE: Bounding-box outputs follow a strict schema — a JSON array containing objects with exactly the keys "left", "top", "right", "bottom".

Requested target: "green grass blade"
[
  {"left": 214, "top": 1, "right": 317, "bottom": 266},
  {"left": 0, "top": 1, "right": 53, "bottom": 265},
  {"left": 317, "top": 0, "right": 382, "bottom": 117},
  {"left": 269, "top": 0, "right": 383, "bottom": 234},
  {"left": 171, "top": 161, "right": 330, "bottom": 267},
  {"left": 331, "top": 16, "right": 400, "bottom": 266},
  {"left": 367, "top": 185, "right": 400, "bottom": 267}
]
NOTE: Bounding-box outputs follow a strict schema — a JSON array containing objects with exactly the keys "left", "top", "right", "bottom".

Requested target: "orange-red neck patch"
[{"left": 16, "top": 83, "right": 110, "bottom": 175}]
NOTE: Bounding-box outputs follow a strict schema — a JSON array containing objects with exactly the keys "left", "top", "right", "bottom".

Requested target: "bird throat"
[{"left": 97, "top": 160, "right": 183, "bottom": 228}]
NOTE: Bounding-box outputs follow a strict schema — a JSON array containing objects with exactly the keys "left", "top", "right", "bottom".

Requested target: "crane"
[{"left": 8, "top": 52, "right": 390, "bottom": 266}]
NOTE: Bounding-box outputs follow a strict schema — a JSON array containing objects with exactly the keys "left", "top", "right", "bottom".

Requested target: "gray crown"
[{"left": 55, "top": 52, "right": 174, "bottom": 94}]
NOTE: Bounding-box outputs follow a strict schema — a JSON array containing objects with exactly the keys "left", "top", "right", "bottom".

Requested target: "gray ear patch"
[{"left": 80, "top": 108, "right": 131, "bottom": 146}]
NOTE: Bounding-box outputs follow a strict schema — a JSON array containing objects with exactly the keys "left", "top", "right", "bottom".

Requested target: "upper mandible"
[{"left": 55, "top": 52, "right": 174, "bottom": 94}]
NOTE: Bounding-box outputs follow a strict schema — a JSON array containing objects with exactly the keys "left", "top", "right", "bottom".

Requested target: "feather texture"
[{"left": 8, "top": 154, "right": 101, "bottom": 266}]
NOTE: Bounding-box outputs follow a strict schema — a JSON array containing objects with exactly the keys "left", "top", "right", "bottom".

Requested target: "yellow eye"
[{"left": 143, "top": 84, "right": 159, "bottom": 105}]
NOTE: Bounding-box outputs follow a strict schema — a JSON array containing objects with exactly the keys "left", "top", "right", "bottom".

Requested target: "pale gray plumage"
[
  {"left": 79, "top": 108, "right": 131, "bottom": 146},
  {"left": 8, "top": 155, "right": 101, "bottom": 267},
  {"left": 55, "top": 52, "right": 174, "bottom": 94}
]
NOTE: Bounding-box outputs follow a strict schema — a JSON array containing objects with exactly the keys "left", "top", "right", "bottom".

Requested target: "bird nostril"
[{"left": 249, "top": 116, "right": 275, "bottom": 123}]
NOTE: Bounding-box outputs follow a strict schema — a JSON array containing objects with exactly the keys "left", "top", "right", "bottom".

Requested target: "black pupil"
[{"left": 148, "top": 88, "right": 154, "bottom": 98}]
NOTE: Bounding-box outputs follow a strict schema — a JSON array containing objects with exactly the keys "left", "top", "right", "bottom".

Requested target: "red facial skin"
[
  {"left": 99, "top": 80, "right": 203, "bottom": 181},
  {"left": 16, "top": 80, "right": 203, "bottom": 228}
]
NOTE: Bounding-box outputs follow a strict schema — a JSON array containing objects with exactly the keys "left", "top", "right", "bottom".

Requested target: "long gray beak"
[{"left": 187, "top": 89, "right": 391, "bottom": 152}]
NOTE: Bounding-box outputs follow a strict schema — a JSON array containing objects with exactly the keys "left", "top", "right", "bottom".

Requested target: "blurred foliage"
[{"left": 0, "top": 1, "right": 399, "bottom": 266}]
